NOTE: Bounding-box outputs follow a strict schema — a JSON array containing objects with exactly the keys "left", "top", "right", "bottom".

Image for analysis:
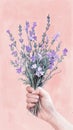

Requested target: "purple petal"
[
  {"left": 26, "top": 21, "right": 30, "bottom": 27},
  {"left": 18, "top": 25, "right": 22, "bottom": 32},
  {"left": 25, "top": 21, "right": 30, "bottom": 33},
  {"left": 6, "top": 30, "right": 10, "bottom": 34},
  {"left": 31, "top": 56, "right": 36, "bottom": 62},
  {"left": 16, "top": 67, "right": 22, "bottom": 73},
  {"left": 32, "top": 22, "right": 37, "bottom": 30},
  {"left": 33, "top": 22, "right": 37, "bottom": 27},
  {"left": 46, "top": 35, "right": 49, "bottom": 43},
  {"left": 18, "top": 33, "right": 22, "bottom": 36},
  {"left": 26, "top": 46, "right": 32, "bottom": 52},
  {"left": 19, "top": 39, "right": 24, "bottom": 43},
  {"left": 63, "top": 48, "right": 68, "bottom": 56},
  {"left": 12, "top": 51, "right": 18, "bottom": 57},
  {"left": 52, "top": 32, "right": 60, "bottom": 42},
  {"left": 32, "top": 36, "right": 37, "bottom": 41},
  {"left": 9, "top": 44, "right": 14, "bottom": 50}
]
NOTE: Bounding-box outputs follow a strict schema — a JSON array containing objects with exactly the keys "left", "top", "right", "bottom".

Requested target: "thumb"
[{"left": 36, "top": 87, "right": 49, "bottom": 98}]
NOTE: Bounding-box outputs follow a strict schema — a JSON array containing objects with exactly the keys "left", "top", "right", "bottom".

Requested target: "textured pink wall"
[{"left": 0, "top": 0, "right": 73, "bottom": 130}]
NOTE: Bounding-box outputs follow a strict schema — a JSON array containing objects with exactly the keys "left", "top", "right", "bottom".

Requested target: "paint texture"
[{"left": 0, "top": 0, "right": 73, "bottom": 130}]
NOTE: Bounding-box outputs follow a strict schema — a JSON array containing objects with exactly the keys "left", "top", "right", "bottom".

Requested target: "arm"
[
  {"left": 47, "top": 110, "right": 73, "bottom": 130},
  {"left": 26, "top": 86, "right": 73, "bottom": 130}
]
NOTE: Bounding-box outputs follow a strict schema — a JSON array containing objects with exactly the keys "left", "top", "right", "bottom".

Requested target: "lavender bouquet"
[{"left": 7, "top": 15, "right": 68, "bottom": 115}]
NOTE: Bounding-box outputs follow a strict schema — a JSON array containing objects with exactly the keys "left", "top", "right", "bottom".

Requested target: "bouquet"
[{"left": 6, "top": 15, "right": 68, "bottom": 115}]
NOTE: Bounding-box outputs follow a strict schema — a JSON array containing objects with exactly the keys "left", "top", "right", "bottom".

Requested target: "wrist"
[
  {"left": 47, "top": 111, "right": 73, "bottom": 130},
  {"left": 47, "top": 110, "right": 60, "bottom": 129}
]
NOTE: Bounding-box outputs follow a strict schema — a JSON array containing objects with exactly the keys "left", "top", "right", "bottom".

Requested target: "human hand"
[
  {"left": 26, "top": 86, "right": 56, "bottom": 122},
  {"left": 26, "top": 86, "right": 73, "bottom": 130}
]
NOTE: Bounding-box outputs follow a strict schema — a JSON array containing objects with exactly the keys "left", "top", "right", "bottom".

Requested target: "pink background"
[{"left": 0, "top": 0, "right": 73, "bottom": 130}]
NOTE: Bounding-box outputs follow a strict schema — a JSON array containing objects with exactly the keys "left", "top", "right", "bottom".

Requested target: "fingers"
[
  {"left": 26, "top": 86, "right": 39, "bottom": 109},
  {"left": 26, "top": 86, "right": 34, "bottom": 93},
  {"left": 26, "top": 93, "right": 39, "bottom": 104},
  {"left": 26, "top": 93, "right": 39, "bottom": 99},
  {"left": 26, "top": 97, "right": 39, "bottom": 104},
  {"left": 26, "top": 86, "right": 50, "bottom": 99},
  {"left": 26, "top": 96, "right": 39, "bottom": 109},
  {"left": 27, "top": 103, "right": 36, "bottom": 109}
]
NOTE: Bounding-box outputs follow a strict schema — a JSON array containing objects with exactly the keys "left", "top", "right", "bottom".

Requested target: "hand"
[
  {"left": 26, "top": 86, "right": 73, "bottom": 130},
  {"left": 26, "top": 86, "right": 56, "bottom": 122}
]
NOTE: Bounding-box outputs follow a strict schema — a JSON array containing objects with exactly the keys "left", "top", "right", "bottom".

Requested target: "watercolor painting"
[{"left": 0, "top": 0, "right": 73, "bottom": 130}]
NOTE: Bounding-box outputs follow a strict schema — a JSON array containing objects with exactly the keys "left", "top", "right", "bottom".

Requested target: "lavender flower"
[
  {"left": 18, "top": 33, "right": 22, "bottom": 36},
  {"left": 16, "top": 67, "right": 22, "bottom": 73},
  {"left": 7, "top": 15, "right": 68, "bottom": 86},
  {"left": 63, "top": 48, "right": 68, "bottom": 56},
  {"left": 7, "top": 15, "right": 68, "bottom": 116},
  {"left": 19, "top": 39, "right": 24, "bottom": 43},
  {"left": 48, "top": 61, "right": 54, "bottom": 69},
  {"left": 26, "top": 46, "right": 32, "bottom": 52},
  {"left": 31, "top": 55, "right": 36, "bottom": 62},
  {"left": 28, "top": 22, "right": 37, "bottom": 41},
  {"left": 31, "top": 64, "right": 37, "bottom": 69},
  {"left": 6, "top": 30, "right": 14, "bottom": 41},
  {"left": 18, "top": 25, "right": 24, "bottom": 43},
  {"left": 9, "top": 44, "right": 14, "bottom": 51},
  {"left": 9, "top": 42, "right": 16, "bottom": 50},
  {"left": 32, "top": 22, "right": 37, "bottom": 30},
  {"left": 29, "top": 30, "right": 37, "bottom": 41},
  {"left": 37, "top": 66, "right": 42, "bottom": 71},
  {"left": 12, "top": 51, "right": 18, "bottom": 57},
  {"left": 18, "top": 25, "right": 22, "bottom": 32},
  {"left": 36, "top": 66, "right": 44, "bottom": 77},
  {"left": 6, "top": 30, "right": 10, "bottom": 33},
  {"left": 52, "top": 33, "right": 60, "bottom": 44},
  {"left": 48, "top": 50, "right": 58, "bottom": 62},
  {"left": 45, "top": 35, "right": 49, "bottom": 44},
  {"left": 33, "top": 22, "right": 37, "bottom": 27},
  {"left": 25, "top": 21, "right": 30, "bottom": 33}
]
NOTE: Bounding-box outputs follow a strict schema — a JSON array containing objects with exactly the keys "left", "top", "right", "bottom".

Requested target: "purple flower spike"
[
  {"left": 63, "top": 48, "right": 68, "bottom": 56},
  {"left": 12, "top": 51, "right": 18, "bottom": 57},
  {"left": 32, "top": 22, "right": 37, "bottom": 30},
  {"left": 48, "top": 61, "right": 54, "bottom": 69},
  {"left": 18, "top": 33, "right": 22, "bottom": 36},
  {"left": 9, "top": 44, "right": 14, "bottom": 50},
  {"left": 29, "top": 30, "right": 37, "bottom": 41},
  {"left": 25, "top": 21, "right": 30, "bottom": 33},
  {"left": 6, "top": 30, "right": 15, "bottom": 41},
  {"left": 26, "top": 46, "right": 32, "bottom": 52},
  {"left": 6, "top": 30, "right": 10, "bottom": 34},
  {"left": 52, "top": 32, "right": 60, "bottom": 42},
  {"left": 16, "top": 67, "right": 22, "bottom": 73},
  {"left": 46, "top": 35, "right": 49, "bottom": 44},
  {"left": 19, "top": 39, "right": 24, "bottom": 43},
  {"left": 26, "top": 21, "right": 30, "bottom": 27},
  {"left": 33, "top": 22, "right": 37, "bottom": 27},
  {"left": 31, "top": 55, "right": 36, "bottom": 62},
  {"left": 32, "top": 36, "right": 37, "bottom": 41},
  {"left": 18, "top": 25, "right": 22, "bottom": 32}
]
